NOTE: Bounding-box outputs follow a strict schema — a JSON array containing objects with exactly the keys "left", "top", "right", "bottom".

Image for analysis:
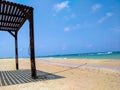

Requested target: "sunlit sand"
[{"left": 0, "top": 58, "right": 120, "bottom": 90}]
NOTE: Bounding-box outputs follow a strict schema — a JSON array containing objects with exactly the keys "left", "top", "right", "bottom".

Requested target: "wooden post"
[
  {"left": 15, "top": 31, "right": 19, "bottom": 70},
  {"left": 29, "top": 8, "right": 37, "bottom": 78}
]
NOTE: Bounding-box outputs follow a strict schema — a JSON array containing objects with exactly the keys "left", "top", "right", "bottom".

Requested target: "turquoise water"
[{"left": 38, "top": 52, "right": 120, "bottom": 59}]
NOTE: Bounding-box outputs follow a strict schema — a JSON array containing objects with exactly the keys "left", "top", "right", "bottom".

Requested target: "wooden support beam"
[
  {"left": 29, "top": 9, "right": 37, "bottom": 79},
  {"left": 8, "top": 31, "right": 19, "bottom": 70},
  {"left": 0, "top": 27, "right": 17, "bottom": 30},
  {"left": 8, "top": 31, "right": 15, "bottom": 37},
  {"left": 0, "top": 28, "right": 16, "bottom": 31},
  {"left": 0, "top": 26, "right": 18, "bottom": 30},
  {"left": 16, "top": 18, "right": 26, "bottom": 31},
  {"left": 15, "top": 31, "right": 19, "bottom": 70}
]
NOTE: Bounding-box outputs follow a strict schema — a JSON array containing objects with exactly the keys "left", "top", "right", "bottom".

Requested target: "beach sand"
[{"left": 0, "top": 58, "right": 120, "bottom": 90}]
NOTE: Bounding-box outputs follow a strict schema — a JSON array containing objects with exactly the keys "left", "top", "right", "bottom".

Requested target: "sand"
[{"left": 0, "top": 58, "right": 120, "bottom": 90}]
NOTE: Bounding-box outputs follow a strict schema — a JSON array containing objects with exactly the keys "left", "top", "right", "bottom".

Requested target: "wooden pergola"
[{"left": 0, "top": 0, "right": 37, "bottom": 78}]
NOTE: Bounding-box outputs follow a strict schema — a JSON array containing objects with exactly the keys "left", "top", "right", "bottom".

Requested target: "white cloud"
[
  {"left": 106, "top": 12, "right": 113, "bottom": 17},
  {"left": 64, "top": 27, "right": 70, "bottom": 32},
  {"left": 92, "top": 4, "right": 102, "bottom": 12},
  {"left": 98, "top": 12, "right": 113, "bottom": 23},
  {"left": 98, "top": 17, "right": 106, "bottom": 23},
  {"left": 64, "top": 24, "right": 80, "bottom": 32},
  {"left": 64, "top": 13, "right": 76, "bottom": 20},
  {"left": 54, "top": 1, "right": 69, "bottom": 12}
]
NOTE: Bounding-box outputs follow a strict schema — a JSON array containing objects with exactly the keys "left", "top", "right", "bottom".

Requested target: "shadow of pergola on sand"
[{"left": 0, "top": 69, "right": 64, "bottom": 86}]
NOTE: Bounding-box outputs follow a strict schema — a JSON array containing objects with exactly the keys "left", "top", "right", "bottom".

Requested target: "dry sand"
[{"left": 0, "top": 58, "right": 120, "bottom": 90}]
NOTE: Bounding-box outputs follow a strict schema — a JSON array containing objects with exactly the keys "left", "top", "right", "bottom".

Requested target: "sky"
[{"left": 0, "top": 0, "right": 120, "bottom": 58}]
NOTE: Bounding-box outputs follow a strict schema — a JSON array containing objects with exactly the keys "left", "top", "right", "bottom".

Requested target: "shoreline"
[
  {"left": 0, "top": 58, "right": 120, "bottom": 90},
  {"left": 37, "top": 58, "right": 120, "bottom": 73}
]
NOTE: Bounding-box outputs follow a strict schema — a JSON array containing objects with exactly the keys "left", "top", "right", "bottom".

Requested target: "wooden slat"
[
  {"left": 0, "top": 20, "right": 22, "bottom": 24},
  {"left": 0, "top": 12, "right": 25, "bottom": 18},
  {"left": 16, "top": 8, "right": 32, "bottom": 31},
  {"left": 0, "top": 25, "right": 18, "bottom": 29},
  {"left": 0, "top": 26, "right": 17, "bottom": 31}
]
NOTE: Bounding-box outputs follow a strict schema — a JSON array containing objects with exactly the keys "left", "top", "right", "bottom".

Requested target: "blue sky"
[{"left": 0, "top": 0, "right": 120, "bottom": 58}]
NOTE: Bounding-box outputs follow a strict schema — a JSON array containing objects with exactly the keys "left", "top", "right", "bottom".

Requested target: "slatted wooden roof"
[{"left": 0, "top": 0, "right": 33, "bottom": 31}]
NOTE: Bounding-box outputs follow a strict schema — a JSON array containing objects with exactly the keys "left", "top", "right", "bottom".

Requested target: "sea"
[{"left": 37, "top": 51, "right": 120, "bottom": 59}]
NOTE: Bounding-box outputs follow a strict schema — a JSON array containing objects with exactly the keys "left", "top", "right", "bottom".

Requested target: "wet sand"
[{"left": 0, "top": 58, "right": 120, "bottom": 90}]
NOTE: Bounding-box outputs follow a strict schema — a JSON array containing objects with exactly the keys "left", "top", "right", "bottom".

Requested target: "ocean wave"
[
  {"left": 88, "top": 54, "right": 95, "bottom": 55},
  {"left": 97, "top": 52, "right": 112, "bottom": 55},
  {"left": 63, "top": 58, "right": 67, "bottom": 59}
]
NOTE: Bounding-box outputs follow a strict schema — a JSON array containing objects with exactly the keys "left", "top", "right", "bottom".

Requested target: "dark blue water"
[{"left": 37, "top": 52, "right": 120, "bottom": 59}]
